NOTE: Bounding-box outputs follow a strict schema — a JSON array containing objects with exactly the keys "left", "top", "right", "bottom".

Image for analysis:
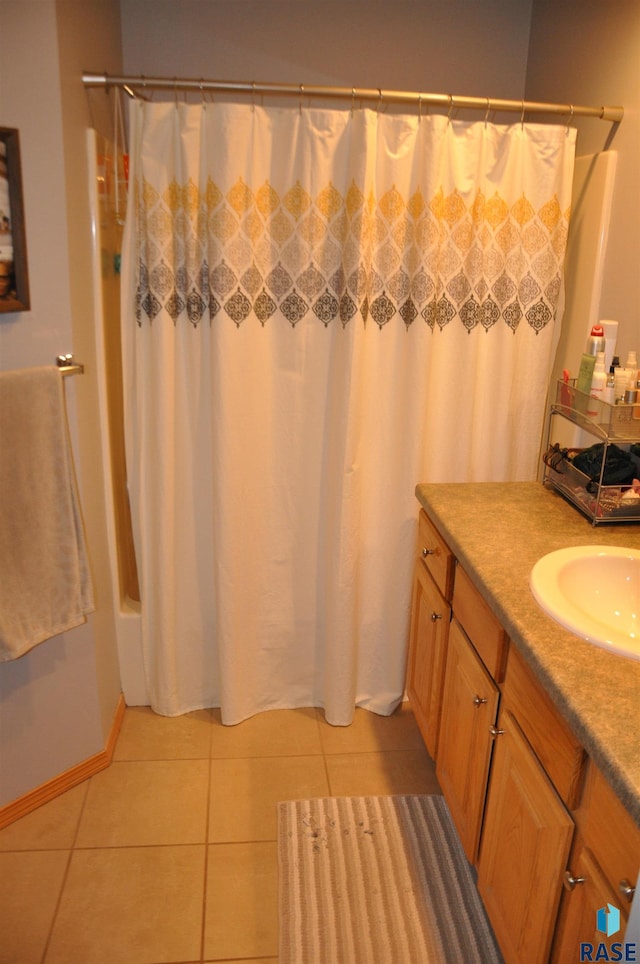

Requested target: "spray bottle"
[{"left": 586, "top": 324, "right": 606, "bottom": 356}]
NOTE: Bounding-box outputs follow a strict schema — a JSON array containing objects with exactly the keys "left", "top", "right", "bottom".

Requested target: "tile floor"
[{"left": 0, "top": 701, "right": 440, "bottom": 964}]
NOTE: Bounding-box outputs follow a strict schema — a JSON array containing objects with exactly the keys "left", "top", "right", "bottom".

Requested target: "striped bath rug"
[{"left": 277, "top": 794, "right": 503, "bottom": 964}]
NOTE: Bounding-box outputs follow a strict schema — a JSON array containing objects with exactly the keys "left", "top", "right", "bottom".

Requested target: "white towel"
[{"left": 0, "top": 366, "right": 95, "bottom": 660}]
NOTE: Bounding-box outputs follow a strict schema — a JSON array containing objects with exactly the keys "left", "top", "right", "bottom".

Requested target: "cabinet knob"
[
  {"left": 422, "top": 547, "right": 435, "bottom": 557},
  {"left": 430, "top": 612, "right": 443, "bottom": 622},
  {"left": 563, "top": 870, "right": 586, "bottom": 891},
  {"left": 619, "top": 879, "right": 636, "bottom": 903},
  {"left": 489, "top": 725, "right": 505, "bottom": 738},
  {"left": 473, "top": 695, "right": 488, "bottom": 707}
]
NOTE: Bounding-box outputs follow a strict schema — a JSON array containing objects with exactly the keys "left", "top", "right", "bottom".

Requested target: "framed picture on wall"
[{"left": 0, "top": 128, "right": 30, "bottom": 313}]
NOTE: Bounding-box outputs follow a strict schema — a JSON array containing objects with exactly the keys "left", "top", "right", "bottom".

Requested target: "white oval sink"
[{"left": 530, "top": 546, "right": 640, "bottom": 661}]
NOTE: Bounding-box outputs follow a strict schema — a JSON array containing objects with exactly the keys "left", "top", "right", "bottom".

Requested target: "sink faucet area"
[{"left": 530, "top": 545, "right": 640, "bottom": 661}]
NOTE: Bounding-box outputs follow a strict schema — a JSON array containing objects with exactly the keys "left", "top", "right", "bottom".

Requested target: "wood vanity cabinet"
[
  {"left": 552, "top": 760, "right": 640, "bottom": 962},
  {"left": 406, "top": 510, "right": 454, "bottom": 758},
  {"left": 407, "top": 505, "right": 640, "bottom": 964}
]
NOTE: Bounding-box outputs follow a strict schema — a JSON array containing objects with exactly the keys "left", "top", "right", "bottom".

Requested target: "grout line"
[
  {"left": 39, "top": 777, "right": 91, "bottom": 963},
  {"left": 318, "top": 711, "right": 335, "bottom": 797},
  {"left": 199, "top": 760, "right": 211, "bottom": 964}
]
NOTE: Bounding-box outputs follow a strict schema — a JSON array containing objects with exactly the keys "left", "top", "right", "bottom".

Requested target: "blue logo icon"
[
  {"left": 580, "top": 904, "right": 636, "bottom": 961},
  {"left": 597, "top": 903, "right": 621, "bottom": 938}
]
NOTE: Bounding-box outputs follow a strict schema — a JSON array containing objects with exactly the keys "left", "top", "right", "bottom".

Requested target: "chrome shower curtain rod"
[{"left": 82, "top": 72, "right": 624, "bottom": 123}]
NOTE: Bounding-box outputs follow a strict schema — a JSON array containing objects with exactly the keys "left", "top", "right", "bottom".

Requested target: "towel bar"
[{"left": 56, "top": 354, "right": 84, "bottom": 376}]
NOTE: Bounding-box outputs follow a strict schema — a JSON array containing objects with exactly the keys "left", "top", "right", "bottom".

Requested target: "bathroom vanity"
[{"left": 407, "top": 481, "right": 640, "bottom": 964}]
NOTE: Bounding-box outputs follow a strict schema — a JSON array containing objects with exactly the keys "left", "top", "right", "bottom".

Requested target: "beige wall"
[
  {"left": 0, "top": 0, "right": 123, "bottom": 807},
  {"left": 526, "top": 0, "right": 640, "bottom": 362},
  {"left": 119, "top": 0, "right": 534, "bottom": 97}
]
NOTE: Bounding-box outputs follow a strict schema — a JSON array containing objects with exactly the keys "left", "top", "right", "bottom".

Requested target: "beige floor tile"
[
  {"left": 45, "top": 845, "right": 205, "bottom": 964},
  {"left": 210, "top": 706, "right": 323, "bottom": 758},
  {"left": 325, "top": 747, "right": 442, "bottom": 797},
  {"left": 318, "top": 702, "right": 426, "bottom": 754},
  {"left": 75, "top": 759, "right": 209, "bottom": 847},
  {"left": 114, "top": 705, "right": 213, "bottom": 760},
  {"left": 0, "top": 850, "right": 69, "bottom": 964},
  {"left": 204, "top": 842, "right": 278, "bottom": 960},
  {"left": 0, "top": 783, "right": 87, "bottom": 852},
  {"left": 209, "top": 754, "right": 329, "bottom": 842}
]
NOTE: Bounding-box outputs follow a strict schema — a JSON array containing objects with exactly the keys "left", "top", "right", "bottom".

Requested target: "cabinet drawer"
[
  {"left": 504, "top": 645, "right": 586, "bottom": 809},
  {"left": 452, "top": 564, "right": 508, "bottom": 681},
  {"left": 417, "top": 509, "right": 454, "bottom": 601},
  {"left": 577, "top": 760, "right": 640, "bottom": 907}
]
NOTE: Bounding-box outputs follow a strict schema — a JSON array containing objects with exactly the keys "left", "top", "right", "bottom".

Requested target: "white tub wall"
[
  {"left": 88, "top": 130, "right": 146, "bottom": 705},
  {"left": 0, "top": 0, "right": 123, "bottom": 807}
]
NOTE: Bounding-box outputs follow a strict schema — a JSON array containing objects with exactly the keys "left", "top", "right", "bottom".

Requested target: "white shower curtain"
[{"left": 121, "top": 100, "right": 575, "bottom": 722}]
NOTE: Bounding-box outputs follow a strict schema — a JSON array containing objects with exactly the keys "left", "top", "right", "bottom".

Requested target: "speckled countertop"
[{"left": 415, "top": 481, "right": 640, "bottom": 826}]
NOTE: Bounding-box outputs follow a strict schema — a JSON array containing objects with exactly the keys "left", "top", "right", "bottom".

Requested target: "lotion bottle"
[
  {"left": 613, "top": 358, "right": 628, "bottom": 402},
  {"left": 624, "top": 350, "right": 638, "bottom": 390},
  {"left": 577, "top": 352, "right": 596, "bottom": 395},
  {"left": 587, "top": 351, "right": 607, "bottom": 416}
]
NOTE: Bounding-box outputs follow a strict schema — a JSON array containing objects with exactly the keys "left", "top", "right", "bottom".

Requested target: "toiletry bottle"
[
  {"left": 586, "top": 324, "right": 606, "bottom": 356},
  {"left": 622, "top": 388, "right": 637, "bottom": 423},
  {"left": 577, "top": 352, "right": 596, "bottom": 395},
  {"left": 587, "top": 352, "right": 606, "bottom": 416},
  {"left": 600, "top": 319, "right": 618, "bottom": 373},
  {"left": 624, "top": 350, "right": 638, "bottom": 390},
  {"left": 613, "top": 356, "right": 628, "bottom": 403},
  {"left": 603, "top": 364, "right": 616, "bottom": 406}
]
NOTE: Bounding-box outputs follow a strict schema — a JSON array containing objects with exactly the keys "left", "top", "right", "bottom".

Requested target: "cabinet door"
[
  {"left": 552, "top": 842, "right": 629, "bottom": 964},
  {"left": 477, "top": 709, "right": 574, "bottom": 964},
  {"left": 436, "top": 619, "right": 499, "bottom": 864},
  {"left": 406, "top": 559, "right": 451, "bottom": 758}
]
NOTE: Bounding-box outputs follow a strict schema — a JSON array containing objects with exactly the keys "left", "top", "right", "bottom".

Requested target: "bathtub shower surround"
[{"left": 120, "top": 100, "right": 576, "bottom": 721}]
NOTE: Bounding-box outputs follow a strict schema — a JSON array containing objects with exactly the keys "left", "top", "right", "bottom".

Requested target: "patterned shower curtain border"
[{"left": 134, "top": 175, "right": 569, "bottom": 334}]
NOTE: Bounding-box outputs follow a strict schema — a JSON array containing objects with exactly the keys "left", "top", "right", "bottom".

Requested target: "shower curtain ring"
[
  {"left": 521, "top": 100, "right": 525, "bottom": 129},
  {"left": 566, "top": 104, "right": 574, "bottom": 130},
  {"left": 418, "top": 94, "right": 423, "bottom": 121},
  {"left": 378, "top": 88, "right": 383, "bottom": 112},
  {"left": 299, "top": 84, "right": 304, "bottom": 114},
  {"left": 447, "top": 94, "right": 454, "bottom": 122},
  {"left": 484, "top": 97, "right": 491, "bottom": 126}
]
